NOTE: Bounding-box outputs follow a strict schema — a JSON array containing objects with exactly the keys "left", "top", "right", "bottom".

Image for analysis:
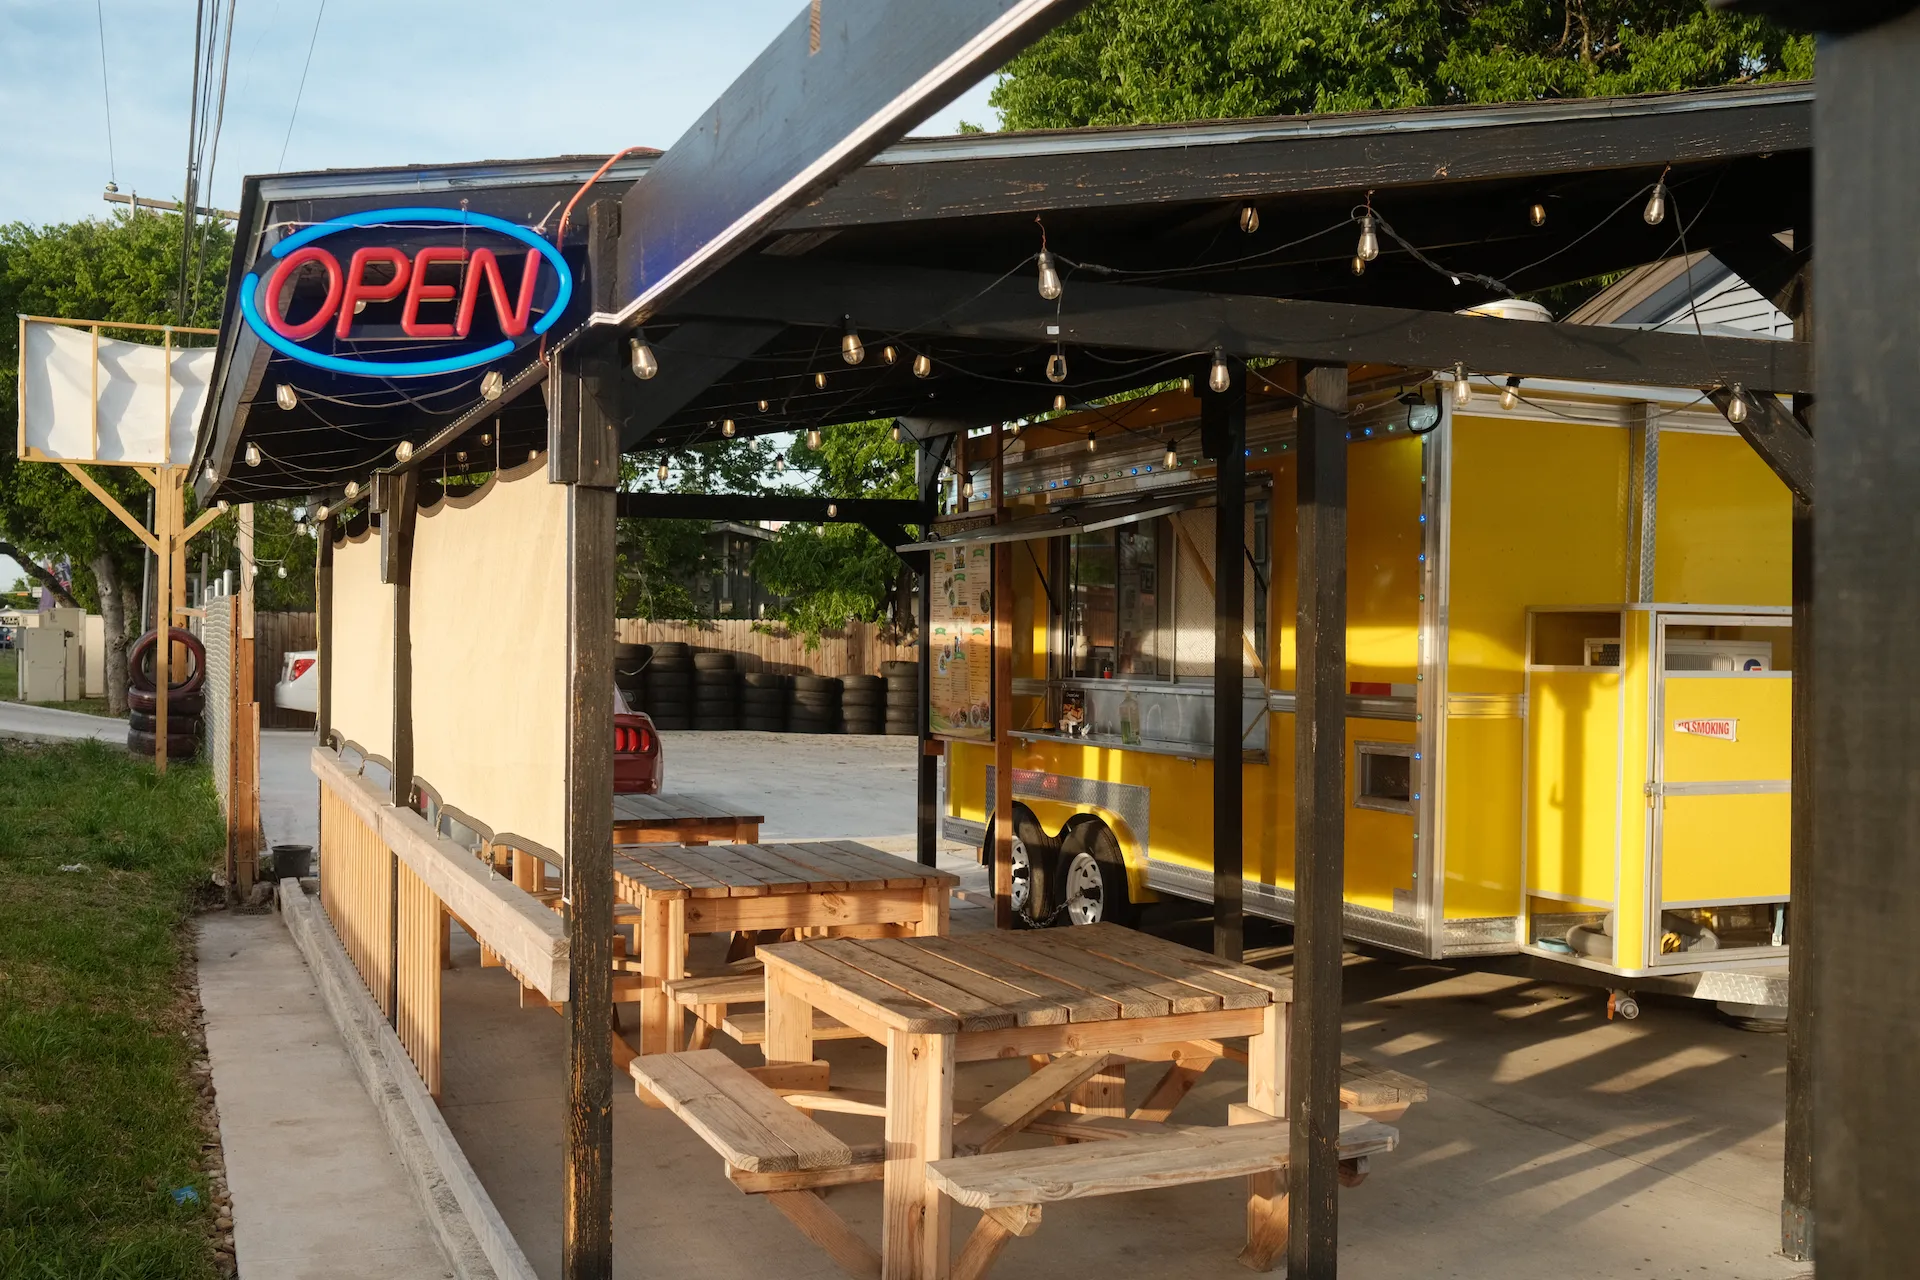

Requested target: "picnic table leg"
[
  {"left": 1240, "top": 1000, "right": 1291, "bottom": 1271},
  {"left": 917, "top": 879, "right": 950, "bottom": 938},
  {"left": 639, "top": 895, "right": 686, "bottom": 1057},
  {"left": 882, "top": 1029, "right": 954, "bottom": 1280},
  {"left": 763, "top": 967, "right": 815, "bottom": 1067}
]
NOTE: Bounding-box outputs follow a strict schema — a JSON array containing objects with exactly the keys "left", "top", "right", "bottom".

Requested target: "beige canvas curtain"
[{"left": 329, "top": 529, "right": 394, "bottom": 762}]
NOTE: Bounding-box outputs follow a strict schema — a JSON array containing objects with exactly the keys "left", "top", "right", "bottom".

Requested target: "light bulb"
[
  {"left": 757, "top": 399, "right": 769, "bottom": 412},
  {"left": 1239, "top": 205, "right": 1259, "bottom": 234},
  {"left": 840, "top": 316, "right": 865, "bottom": 365},
  {"left": 775, "top": 453, "right": 786, "bottom": 473},
  {"left": 1356, "top": 212, "right": 1379, "bottom": 262},
  {"left": 1180, "top": 377, "right": 1193, "bottom": 394},
  {"left": 479, "top": 433, "right": 490, "bottom": 446},
  {"left": 1725, "top": 386, "right": 1749, "bottom": 424},
  {"left": 204, "top": 463, "right": 218, "bottom": 484},
  {"left": 1053, "top": 394, "right": 1068, "bottom": 412},
  {"left": 1351, "top": 255, "right": 1366, "bottom": 276},
  {"left": 657, "top": 459, "right": 670, "bottom": 482},
  {"left": 1209, "top": 348, "right": 1231, "bottom": 394},
  {"left": 456, "top": 451, "right": 467, "bottom": 464},
  {"left": 814, "top": 372, "right": 827, "bottom": 389},
  {"left": 245, "top": 443, "right": 262, "bottom": 467},
  {"left": 395, "top": 440, "right": 413, "bottom": 462},
  {"left": 1164, "top": 444, "right": 1178, "bottom": 468},
  {"left": 216, "top": 500, "right": 230, "bottom": 513},
  {"left": 912, "top": 353, "right": 932, "bottom": 378},
  {"left": 807, "top": 427, "right": 823, "bottom": 450},
  {"left": 1046, "top": 351, "right": 1067, "bottom": 383},
  {"left": 1529, "top": 202, "right": 1546, "bottom": 227},
  {"left": 275, "top": 383, "right": 297, "bottom": 411},
  {"left": 826, "top": 502, "right": 837, "bottom": 518},
  {"left": 721, "top": 419, "right": 736, "bottom": 438},
  {"left": 344, "top": 480, "right": 359, "bottom": 499},
  {"left": 881, "top": 345, "right": 897, "bottom": 366},
  {"left": 1500, "top": 377, "right": 1520, "bottom": 411},
  {"left": 891, "top": 423, "right": 902, "bottom": 442},
  {"left": 1452, "top": 364, "right": 1472, "bottom": 407},
  {"left": 1644, "top": 182, "right": 1667, "bottom": 225},
  {"left": 250, "top": 564, "right": 258, "bottom": 577},
  {"left": 481, "top": 370, "right": 504, "bottom": 401},
  {"left": 630, "top": 337, "right": 658, "bottom": 379},
  {"left": 1036, "top": 249, "right": 1062, "bottom": 301},
  {"left": 276, "top": 565, "right": 287, "bottom": 579},
  {"left": 960, "top": 476, "right": 974, "bottom": 499},
  {"left": 528, "top": 449, "right": 538, "bottom": 463},
  {"left": 315, "top": 505, "right": 330, "bottom": 522}
]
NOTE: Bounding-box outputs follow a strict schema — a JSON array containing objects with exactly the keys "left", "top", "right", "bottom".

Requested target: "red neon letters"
[{"left": 262, "top": 243, "right": 542, "bottom": 343}]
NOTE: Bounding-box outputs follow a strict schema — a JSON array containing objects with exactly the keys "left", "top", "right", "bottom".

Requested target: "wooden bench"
[
  {"left": 665, "top": 970, "right": 864, "bottom": 1050},
  {"left": 631, "top": 1049, "right": 885, "bottom": 1279},
  {"left": 926, "top": 1109, "right": 1399, "bottom": 1280}
]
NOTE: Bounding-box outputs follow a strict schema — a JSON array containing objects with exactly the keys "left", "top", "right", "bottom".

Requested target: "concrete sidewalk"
[
  {"left": 0, "top": 700, "right": 122, "bottom": 743},
  {"left": 199, "top": 911, "right": 450, "bottom": 1280}
]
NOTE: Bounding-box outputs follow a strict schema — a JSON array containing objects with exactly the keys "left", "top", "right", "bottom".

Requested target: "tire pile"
[
  {"left": 127, "top": 626, "right": 205, "bottom": 759},
  {"left": 692, "top": 652, "right": 739, "bottom": 730},
  {"left": 839, "top": 675, "right": 884, "bottom": 735},
  {"left": 883, "top": 660, "right": 919, "bottom": 736},
  {"left": 787, "top": 675, "right": 840, "bottom": 734},
  {"left": 614, "top": 640, "right": 652, "bottom": 707},
  {"left": 643, "top": 641, "right": 693, "bottom": 729},
  {"left": 741, "top": 672, "right": 787, "bottom": 732}
]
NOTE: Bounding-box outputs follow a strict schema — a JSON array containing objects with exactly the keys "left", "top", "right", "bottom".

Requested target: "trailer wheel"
[
  {"left": 1056, "top": 819, "right": 1137, "bottom": 928},
  {"left": 982, "top": 805, "right": 1054, "bottom": 926}
]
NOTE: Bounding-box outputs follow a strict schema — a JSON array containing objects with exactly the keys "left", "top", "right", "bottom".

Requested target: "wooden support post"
[
  {"left": 1288, "top": 361, "right": 1348, "bottom": 1280},
  {"left": 1203, "top": 358, "right": 1247, "bottom": 960},
  {"left": 316, "top": 522, "right": 334, "bottom": 748},
  {"left": 382, "top": 470, "right": 418, "bottom": 1028},
  {"left": 557, "top": 198, "right": 622, "bottom": 1280},
  {"left": 915, "top": 438, "right": 941, "bottom": 868},
  {"left": 153, "top": 467, "right": 173, "bottom": 773},
  {"left": 991, "top": 422, "right": 1014, "bottom": 931},
  {"left": 1782, "top": 238, "right": 1815, "bottom": 1264},
  {"left": 881, "top": 1029, "right": 953, "bottom": 1280}
]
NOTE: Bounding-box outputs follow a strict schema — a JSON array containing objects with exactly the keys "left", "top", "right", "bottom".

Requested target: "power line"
[
  {"left": 189, "top": 0, "right": 239, "bottom": 312},
  {"left": 279, "top": 0, "right": 327, "bottom": 171},
  {"left": 94, "top": 0, "right": 116, "bottom": 186}
]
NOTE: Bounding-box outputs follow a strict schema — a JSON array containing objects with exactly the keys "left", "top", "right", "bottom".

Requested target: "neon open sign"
[{"left": 239, "top": 207, "right": 572, "bottom": 377}]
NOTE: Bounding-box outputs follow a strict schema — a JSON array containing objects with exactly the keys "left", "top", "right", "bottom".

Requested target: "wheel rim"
[
  {"left": 1062, "top": 851, "right": 1104, "bottom": 925},
  {"left": 1007, "top": 836, "right": 1033, "bottom": 916}
]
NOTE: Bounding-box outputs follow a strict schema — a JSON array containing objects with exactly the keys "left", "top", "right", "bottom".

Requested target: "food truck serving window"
[{"left": 1065, "top": 519, "right": 1170, "bottom": 679}]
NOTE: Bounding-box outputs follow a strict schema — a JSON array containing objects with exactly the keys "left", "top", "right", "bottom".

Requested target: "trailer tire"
[
  {"left": 1055, "top": 818, "right": 1137, "bottom": 927},
  {"left": 982, "top": 806, "right": 1055, "bottom": 926}
]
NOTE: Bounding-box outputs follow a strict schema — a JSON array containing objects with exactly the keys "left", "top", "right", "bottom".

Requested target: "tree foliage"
[
  {"left": 991, "top": 1, "right": 1813, "bottom": 129},
  {"left": 616, "top": 437, "right": 781, "bottom": 619},
  {"left": 752, "top": 421, "right": 917, "bottom": 642}
]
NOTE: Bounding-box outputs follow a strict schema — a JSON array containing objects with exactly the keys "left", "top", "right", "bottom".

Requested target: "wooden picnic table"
[
  {"left": 611, "top": 841, "right": 956, "bottom": 1057},
  {"left": 755, "top": 923, "right": 1294, "bottom": 1280},
  {"left": 611, "top": 792, "right": 764, "bottom": 845}
]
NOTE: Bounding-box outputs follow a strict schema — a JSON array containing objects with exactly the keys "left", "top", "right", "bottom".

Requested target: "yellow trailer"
[{"left": 940, "top": 372, "right": 1792, "bottom": 1012}]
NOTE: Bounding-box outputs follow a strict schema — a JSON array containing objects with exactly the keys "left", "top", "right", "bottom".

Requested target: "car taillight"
[
  {"left": 636, "top": 725, "right": 654, "bottom": 754},
  {"left": 290, "top": 657, "right": 315, "bottom": 680},
  {"left": 614, "top": 727, "right": 632, "bottom": 753}
]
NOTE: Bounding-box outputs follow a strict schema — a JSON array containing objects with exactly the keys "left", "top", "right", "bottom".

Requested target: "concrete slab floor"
[
  {"left": 198, "top": 911, "right": 450, "bottom": 1280},
  {"left": 439, "top": 913, "right": 1807, "bottom": 1280}
]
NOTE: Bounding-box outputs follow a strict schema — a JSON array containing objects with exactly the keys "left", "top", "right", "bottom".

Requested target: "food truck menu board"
[{"left": 929, "top": 543, "right": 992, "bottom": 740}]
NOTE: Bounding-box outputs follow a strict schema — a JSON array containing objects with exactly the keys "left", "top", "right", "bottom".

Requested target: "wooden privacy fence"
[
  {"left": 613, "top": 618, "right": 915, "bottom": 676},
  {"left": 202, "top": 596, "right": 263, "bottom": 891},
  {"left": 255, "top": 611, "right": 317, "bottom": 728}
]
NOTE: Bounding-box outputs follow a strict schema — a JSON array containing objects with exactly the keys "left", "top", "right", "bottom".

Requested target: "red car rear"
[{"left": 614, "top": 688, "right": 661, "bottom": 794}]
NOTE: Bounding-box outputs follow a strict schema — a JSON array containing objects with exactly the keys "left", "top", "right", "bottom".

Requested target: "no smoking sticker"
[{"left": 1674, "top": 718, "right": 1738, "bottom": 742}]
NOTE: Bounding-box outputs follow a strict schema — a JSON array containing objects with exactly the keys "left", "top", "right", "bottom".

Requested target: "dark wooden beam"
[
  {"left": 1708, "top": 386, "right": 1813, "bottom": 504},
  {"left": 1810, "top": 11, "right": 1920, "bottom": 1275},
  {"left": 380, "top": 467, "right": 417, "bottom": 1030},
  {"left": 1204, "top": 358, "right": 1247, "bottom": 962},
  {"left": 615, "top": 492, "right": 926, "bottom": 526},
  {"left": 782, "top": 85, "right": 1809, "bottom": 232},
  {"left": 315, "top": 526, "right": 334, "bottom": 749},
  {"left": 1289, "top": 361, "right": 1349, "bottom": 1280},
  {"left": 676, "top": 258, "right": 1813, "bottom": 392},
  {"left": 915, "top": 434, "right": 953, "bottom": 869},
  {"left": 1712, "top": 233, "right": 1811, "bottom": 320}
]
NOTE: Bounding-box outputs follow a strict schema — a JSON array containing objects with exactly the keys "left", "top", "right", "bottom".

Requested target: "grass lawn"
[
  {"left": 0, "top": 649, "right": 117, "bottom": 719},
  {"left": 0, "top": 740, "right": 225, "bottom": 1278}
]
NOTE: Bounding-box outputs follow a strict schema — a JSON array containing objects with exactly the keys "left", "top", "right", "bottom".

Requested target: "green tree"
[
  {"left": 617, "top": 437, "right": 780, "bottom": 619},
  {"left": 752, "top": 421, "right": 918, "bottom": 643},
  {"left": 0, "top": 211, "right": 231, "bottom": 713},
  {"left": 990, "top": 1, "right": 1813, "bottom": 129}
]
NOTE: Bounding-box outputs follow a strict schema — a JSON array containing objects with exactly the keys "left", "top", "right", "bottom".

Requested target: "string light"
[
  {"left": 479, "top": 433, "right": 490, "bottom": 446},
  {"left": 1239, "top": 205, "right": 1259, "bottom": 234},
  {"left": 315, "top": 505, "right": 330, "bottom": 522},
  {"left": 657, "top": 458, "right": 670, "bottom": 482},
  {"left": 1164, "top": 443, "right": 1178, "bottom": 468},
  {"left": 1053, "top": 394, "right": 1068, "bottom": 411},
  {"left": 1180, "top": 377, "right": 1193, "bottom": 394},
  {"left": 840, "top": 315, "right": 866, "bottom": 365},
  {"left": 1724, "top": 385, "right": 1749, "bottom": 425},
  {"left": 276, "top": 565, "right": 287, "bottom": 579},
  {"left": 244, "top": 443, "right": 261, "bottom": 467},
  {"left": 1529, "top": 202, "right": 1547, "bottom": 227},
  {"left": 806, "top": 427, "right": 823, "bottom": 450},
  {"left": 721, "top": 419, "right": 736, "bottom": 438},
  {"left": 275, "top": 384, "right": 297, "bottom": 411},
  {"left": 1209, "top": 348, "right": 1231, "bottom": 394},
  {"left": 630, "top": 336, "right": 658, "bottom": 379},
  {"left": 1356, "top": 202, "right": 1380, "bottom": 262},
  {"left": 1351, "top": 255, "right": 1366, "bottom": 276},
  {"left": 1085, "top": 432, "right": 1097, "bottom": 453},
  {"left": 960, "top": 476, "right": 974, "bottom": 499},
  {"left": 826, "top": 502, "right": 838, "bottom": 518},
  {"left": 1046, "top": 349, "right": 1068, "bottom": 383},
  {"left": 528, "top": 449, "right": 538, "bottom": 463},
  {"left": 814, "top": 372, "right": 827, "bottom": 389},
  {"left": 912, "top": 353, "right": 932, "bottom": 378},
  {"left": 216, "top": 500, "right": 229, "bottom": 514},
  {"left": 1500, "top": 377, "right": 1521, "bottom": 411},
  {"left": 1036, "top": 248, "right": 1062, "bottom": 301},
  {"left": 775, "top": 453, "right": 786, "bottom": 473},
  {"left": 204, "top": 463, "right": 218, "bottom": 485},
  {"left": 1453, "top": 363, "right": 1472, "bottom": 407},
  {"left": 456, "top": 451, "right": 467, "bottom": 464},
  {"left": 395, "top": 440, "right": 413, "bottom": 462},
  {"left": 891, "top": 423, "right": 903, "bottom": 442},
  {"left": 881, "top": 345, "right": 897, "bottom": 366},
  {"left": 1644, "top": 168, "right": 1669, "bottom": 225},
  {"left": 758, "top": 399, "right": 770, "bottom": 412},
  {"left": 480, "top": 370, "right": 504, "bottom": 401},
  {"left": 344, "top": 480, "right": 360, "bottom": 499}
]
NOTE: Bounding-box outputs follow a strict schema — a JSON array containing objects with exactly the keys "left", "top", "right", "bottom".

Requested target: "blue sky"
[
  {"left": 0, "top": 0, "right": 1005, "bottom": 227},
  {"left": 1, "top": 2, "right": 1004, "bottom": 590}
]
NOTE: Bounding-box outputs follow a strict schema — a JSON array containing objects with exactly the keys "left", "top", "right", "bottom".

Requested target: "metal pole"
[
  {"left": 1288, "top": 361, "right": 1349, "bottom": 1280},
  {"left": 1204, "top": 360, "right": 1247, "bottom": 960},
  {"left": 915, "top": 434, "right": 940, "bottom": 868}
]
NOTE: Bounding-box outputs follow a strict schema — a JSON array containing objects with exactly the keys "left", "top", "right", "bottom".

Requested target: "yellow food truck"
[{"left": 938, "top": 369, "right": 1792, "bottom": 1015}]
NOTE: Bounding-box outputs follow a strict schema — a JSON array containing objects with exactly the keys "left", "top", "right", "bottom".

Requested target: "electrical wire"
[
  {"left": 189, "top": 0, "right": 238, "bottom": 313},
  {"left": 94, "top": 0, "right": 116, "bottom": 187},
  {"left": 279, "top": 0, "right": 327, "bottom": 170}
]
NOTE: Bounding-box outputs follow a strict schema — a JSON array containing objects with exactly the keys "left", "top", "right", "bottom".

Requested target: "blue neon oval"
[{"left": 241, "top": 207, "right": 572, "bottom": 378}]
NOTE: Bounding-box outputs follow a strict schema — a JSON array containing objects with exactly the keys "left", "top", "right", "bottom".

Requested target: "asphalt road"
[{"left": 0, "top": 701, "right": 123, "bottom": 744}]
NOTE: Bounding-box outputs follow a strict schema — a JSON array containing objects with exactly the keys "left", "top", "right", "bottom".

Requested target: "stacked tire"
[
  {"left": 883, "top": 660, "right": 920, "bottom": 736},
  {"left": 614, "top": 642, "right": 652, "bottom": 706},
  {"left": 127, "top": 627, "right": 205, "bottom": 759},
  {"left": 788, "top": 675, "right": 841, "bottom": 734},
  {"left": 839, "top": 675, "right": 885, "bottom": 735},
  {"left": 646, "top": 642, "right": 693, "bottom": 729},
  {"left": 740, "top": 672, "right": 788, "bottom": 733},
  {"left": 692, "top": 652, "right": 739, "bottom": 731}
]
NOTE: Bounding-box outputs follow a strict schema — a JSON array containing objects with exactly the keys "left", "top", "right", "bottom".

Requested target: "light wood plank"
[
  {"left": 951, "top": 1053, "right": 1115, "bottom": 1156},
  {"left": 1130, "top": 1058, "right": 1213, "bottom": 1124},
  {"left": 725, "top": 1009, "right": 866, "bottom": 1044},
  {"left": 864, "top": 939, "right": 1069, "bottom": 1027},
  {"left": 629, "top": 1049, "right": 852, "bottom": 1173},
  {"left": 916, "top": 937, "right": 1120, "bottom": 1022},
  {"left": 882, "top": 1029, "right": 954, "bottom": 1280},
  {"left": 814, "top": 939, "right": 1016, "bottom": 1032},
  {"left": 666, "top": 971, "right": 765, "bottom": 1007},
  {"left": 971, "top": 932, "right": 1176, "bottom": 1018},
  {"left": 1050, "top": 924, "right": 1278, "bottom": 1009},
  {"left": 954, "top": 1007, "right": 1267, "bottom": 1062},
  {"left": 951, "top": 1205, "right": 1041, "bottom": 1280},
  {"left": 728, "top": 1144, "right": 884, "bottom": 1193},
  {"left": 999, "top": 930, "right": 1219, "bottom": 1014},
  {"left": 760, "top": 945, "right": 960, "bottom": 1035},
  {"left": 768, "top": 1191, "right": 882, "bottom": 1280}
]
